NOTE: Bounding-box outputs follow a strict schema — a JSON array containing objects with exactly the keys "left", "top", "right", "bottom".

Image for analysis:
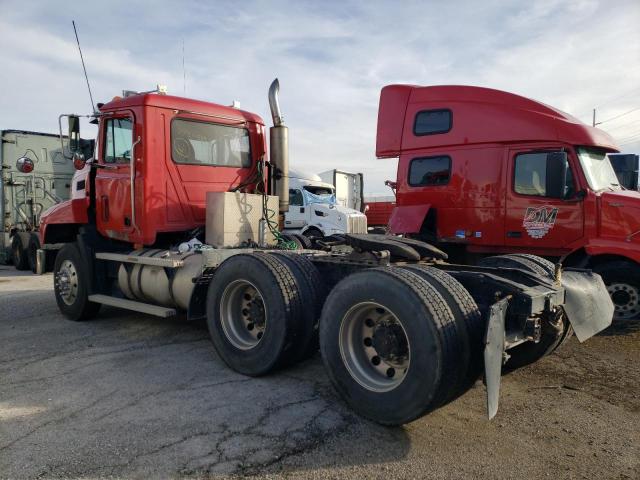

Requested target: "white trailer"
[{"left": 318, "top": 169, "right": 364, "bottom": 212}]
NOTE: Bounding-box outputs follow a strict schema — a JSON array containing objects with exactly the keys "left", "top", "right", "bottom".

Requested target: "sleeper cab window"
[
  {"left": 413, "top": 109, "right": 452, "bottom": 136},
  {"left": 409, "top": 156, "right": 451, "bottom": 186}
]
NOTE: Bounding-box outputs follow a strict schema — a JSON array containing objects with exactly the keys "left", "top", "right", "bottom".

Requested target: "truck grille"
[{"left": 348, "top": 215, "right": 368, "bottom": 234}]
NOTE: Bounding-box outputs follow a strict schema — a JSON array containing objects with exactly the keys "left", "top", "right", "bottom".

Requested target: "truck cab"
[
  {"left": 284, "top": 170, "right": 367, "bottom": 237},
  {"left": 377, "top": 85, "right": 640, "bottom": 320},
  {"left": 40, "top": 90, "right": 267, "bottom": 249}
]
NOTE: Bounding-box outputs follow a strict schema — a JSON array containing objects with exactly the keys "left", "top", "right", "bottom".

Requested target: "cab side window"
[
  {"left": 104, "top": 118, "right": 133, "bottom": 164},
  {"left": 514, "top": 152, "right": 574, "bottom": 198},
  {"left": 289, "top": 189, "right": 303, "bottom": 206}
]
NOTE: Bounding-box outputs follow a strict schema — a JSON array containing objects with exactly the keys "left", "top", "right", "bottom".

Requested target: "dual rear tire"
[
  {"left": 206, "top": 252, "right": 326, "bottom": 376},
  {"left": 319, "top": 267, "right": 483, "bottom": 425},
  {"left": 206, "top": 254, "right": 482, "bottom": 425}
]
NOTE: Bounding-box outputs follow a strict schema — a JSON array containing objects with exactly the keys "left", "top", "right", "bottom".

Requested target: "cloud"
[{"left": 0, "top": 0, "right": 638, "bottom": 193}]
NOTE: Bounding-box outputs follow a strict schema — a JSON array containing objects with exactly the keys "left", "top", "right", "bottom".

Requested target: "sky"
[{"left": 0, "top": 0, "right": 639, "bottom": 194}]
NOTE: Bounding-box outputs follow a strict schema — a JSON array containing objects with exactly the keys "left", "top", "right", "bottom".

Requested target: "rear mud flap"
[
  {"left": 483, "top": 297, "right": 509, "bottom": 420},
  {"left": 561, "top": 270, "right": 614, "bottom": 342}
]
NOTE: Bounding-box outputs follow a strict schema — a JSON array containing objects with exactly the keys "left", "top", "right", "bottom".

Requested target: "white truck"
[{"left": 283, "top": 170, "right": 367, "bottom": 239}]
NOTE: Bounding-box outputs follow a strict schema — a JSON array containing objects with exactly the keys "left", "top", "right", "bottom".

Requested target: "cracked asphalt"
[{"left": 1, "top": 265, "right": 639, "bottom": 479}]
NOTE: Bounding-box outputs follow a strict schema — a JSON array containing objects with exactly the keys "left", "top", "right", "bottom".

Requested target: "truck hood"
[
  {"left": 308, "top": 202, "right": 367, "bottom": 234},
  {"left": 600, "top": 191, "right": 640, "bottom": 243},
  {"left": 310, "top": 202, "right": 364, "bottom": 217}
]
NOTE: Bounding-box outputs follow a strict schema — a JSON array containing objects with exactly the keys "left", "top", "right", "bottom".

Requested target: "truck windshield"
[
  {"left": 577, "top": 147, "right": 621, "bottom": 192},
  {"left": 303, "top": 186, "right": 336, "bottom": 205}
]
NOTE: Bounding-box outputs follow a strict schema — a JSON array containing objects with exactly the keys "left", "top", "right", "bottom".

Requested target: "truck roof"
[
  {"left": 376, "top": 84, "right": 618, "bottom": 157},
  {"left": 99, "top": 93, "right": 265, "bottom": 125},
  {"left": 1, "top": 129, "right": 65, "bottom": 139}
]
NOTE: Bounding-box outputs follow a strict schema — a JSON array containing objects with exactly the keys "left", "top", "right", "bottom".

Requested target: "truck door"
[
  {"left": 94, "top": 115, "right": 137, "bottom": 240},
  {"left": 505, "top": 148, "right": 584, "bottom": 249},
  {"left": 284, "top": 188, "right": 307, "bottom": 229}
]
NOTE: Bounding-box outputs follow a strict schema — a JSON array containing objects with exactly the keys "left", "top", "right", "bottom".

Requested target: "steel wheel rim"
[
  {"left": 608, "top": 282, "right": 639, "bottom": 320},
  {"left": 220, "top": 279, "right": 267, "bottom": 350},
  {"left": 55, "top": 260, "right": 78, "bottom": 306},
  {"left": 339, "top": 301, "right": 410, "bottom": 392}
]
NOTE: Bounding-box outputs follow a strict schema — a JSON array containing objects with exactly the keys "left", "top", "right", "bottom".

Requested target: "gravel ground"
[{"left": 0, "top": 265, "right": 638, "bottom": 479}]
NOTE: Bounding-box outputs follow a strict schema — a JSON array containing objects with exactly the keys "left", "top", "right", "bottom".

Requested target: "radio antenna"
[{"left": 72, "top": 20, "right": 96, "bottom": 113}]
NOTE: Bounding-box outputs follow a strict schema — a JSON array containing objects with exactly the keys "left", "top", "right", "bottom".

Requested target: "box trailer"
[{"left": 318, "top": 169, "right": 364, "bottom": 211}]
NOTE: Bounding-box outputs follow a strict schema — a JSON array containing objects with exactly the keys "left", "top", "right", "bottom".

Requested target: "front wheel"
[
  {"left": 593, "top": 261, "right": 640, "bottom": 321},
  {"left": 53, "top": 243, "right": 100, "bottom": 321}
]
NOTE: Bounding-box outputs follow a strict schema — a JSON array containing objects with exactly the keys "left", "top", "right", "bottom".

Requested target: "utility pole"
[{"left": 592, "top": 108, "right": 596, "bottom": 127}]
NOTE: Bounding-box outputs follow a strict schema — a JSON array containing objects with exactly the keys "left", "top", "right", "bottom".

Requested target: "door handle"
[{"left": 507, "top": 231, "right": 522, "bottom": 238}]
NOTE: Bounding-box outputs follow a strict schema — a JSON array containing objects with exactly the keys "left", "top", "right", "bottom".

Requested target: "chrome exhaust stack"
[{"left": 268, "top": 79, "right": 289, "bottom": 212}]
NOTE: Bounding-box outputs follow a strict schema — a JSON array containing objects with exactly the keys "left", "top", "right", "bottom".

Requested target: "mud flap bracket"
[{"left": 484, "top": 297, "right": 509, "bottom": 420}]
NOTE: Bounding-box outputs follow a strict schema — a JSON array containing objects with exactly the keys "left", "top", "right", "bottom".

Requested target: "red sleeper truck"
[{"left": 376, "top": 84, "right": 640, "bottom": 321}]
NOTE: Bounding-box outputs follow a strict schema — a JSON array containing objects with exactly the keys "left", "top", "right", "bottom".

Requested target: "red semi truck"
[
  {"left": 375, "top": 85, "right": 640, "bottom": 321},
  {"left": 36, "top": 80, "right": 613, "bottom": 425}
]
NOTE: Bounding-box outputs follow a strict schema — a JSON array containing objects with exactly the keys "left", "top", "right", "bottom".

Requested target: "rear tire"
[
  {"left": 302, "top": 227, "right": 323, "bottom": 240},
  {"left": 506, "top": 254, "right": 556, "bottom": 278},
  {"left": 53, "top": 243, "right": 101, "bottom": 321},
  {"left": 11, "top": 233, "right": 30, "bottom": 271},
  {"left": 270, "top": 252, "right": 327, "bottom": 362},
  {"left": 402, "top": 265, "right": 484, "bottom": 398},
  {"left": 593, "top": 260, "right": 640, "bottom": 321},
  {"left": 478, "top": 254, "right": 549, "bottom": 278},
  {"left": 292, "top": 233, "right": 313, "bottom": 249},
  {"left": 206, "top": 253, "right": 303, "bottom": 376},
  {"left": 319, "top": 267, "right": 463, "bottom": 425}
]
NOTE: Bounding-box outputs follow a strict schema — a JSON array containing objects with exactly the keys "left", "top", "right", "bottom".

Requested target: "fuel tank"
[{"left": 117, "top": 249, "right": 204, "bottom": 310}]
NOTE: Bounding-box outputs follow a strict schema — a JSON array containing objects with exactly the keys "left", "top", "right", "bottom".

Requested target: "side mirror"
[
  {"left": 16, "top": 156, "right": 35, "bottom": 173},
  {"left": 68, "top": 115, "right": 81, "bottom": 152},
  {"left": 545, "top": 151, "right": 568, "bottom": 199}
]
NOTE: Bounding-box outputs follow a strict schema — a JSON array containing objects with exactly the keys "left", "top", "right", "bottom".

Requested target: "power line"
[
  {"left": 595, "top": 87, "right": 640, "bottom": 110},
  {"left": 617, "top": 131, "right": 640, "bottom": 143},
  {"left": 595, "top": 107, "right": 640, "bottom": 126},
  {"left": 605, "top": 117, "right": 640, "bottom": 133}
]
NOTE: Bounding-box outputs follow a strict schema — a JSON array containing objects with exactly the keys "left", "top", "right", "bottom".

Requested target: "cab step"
[{"left": 88, "top": 294, "right": 177, "bottom": 318}]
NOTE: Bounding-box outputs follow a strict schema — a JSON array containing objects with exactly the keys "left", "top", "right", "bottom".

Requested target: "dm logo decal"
[{"left": 523, "top": 206, "right": 558, "bottom": 239}]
